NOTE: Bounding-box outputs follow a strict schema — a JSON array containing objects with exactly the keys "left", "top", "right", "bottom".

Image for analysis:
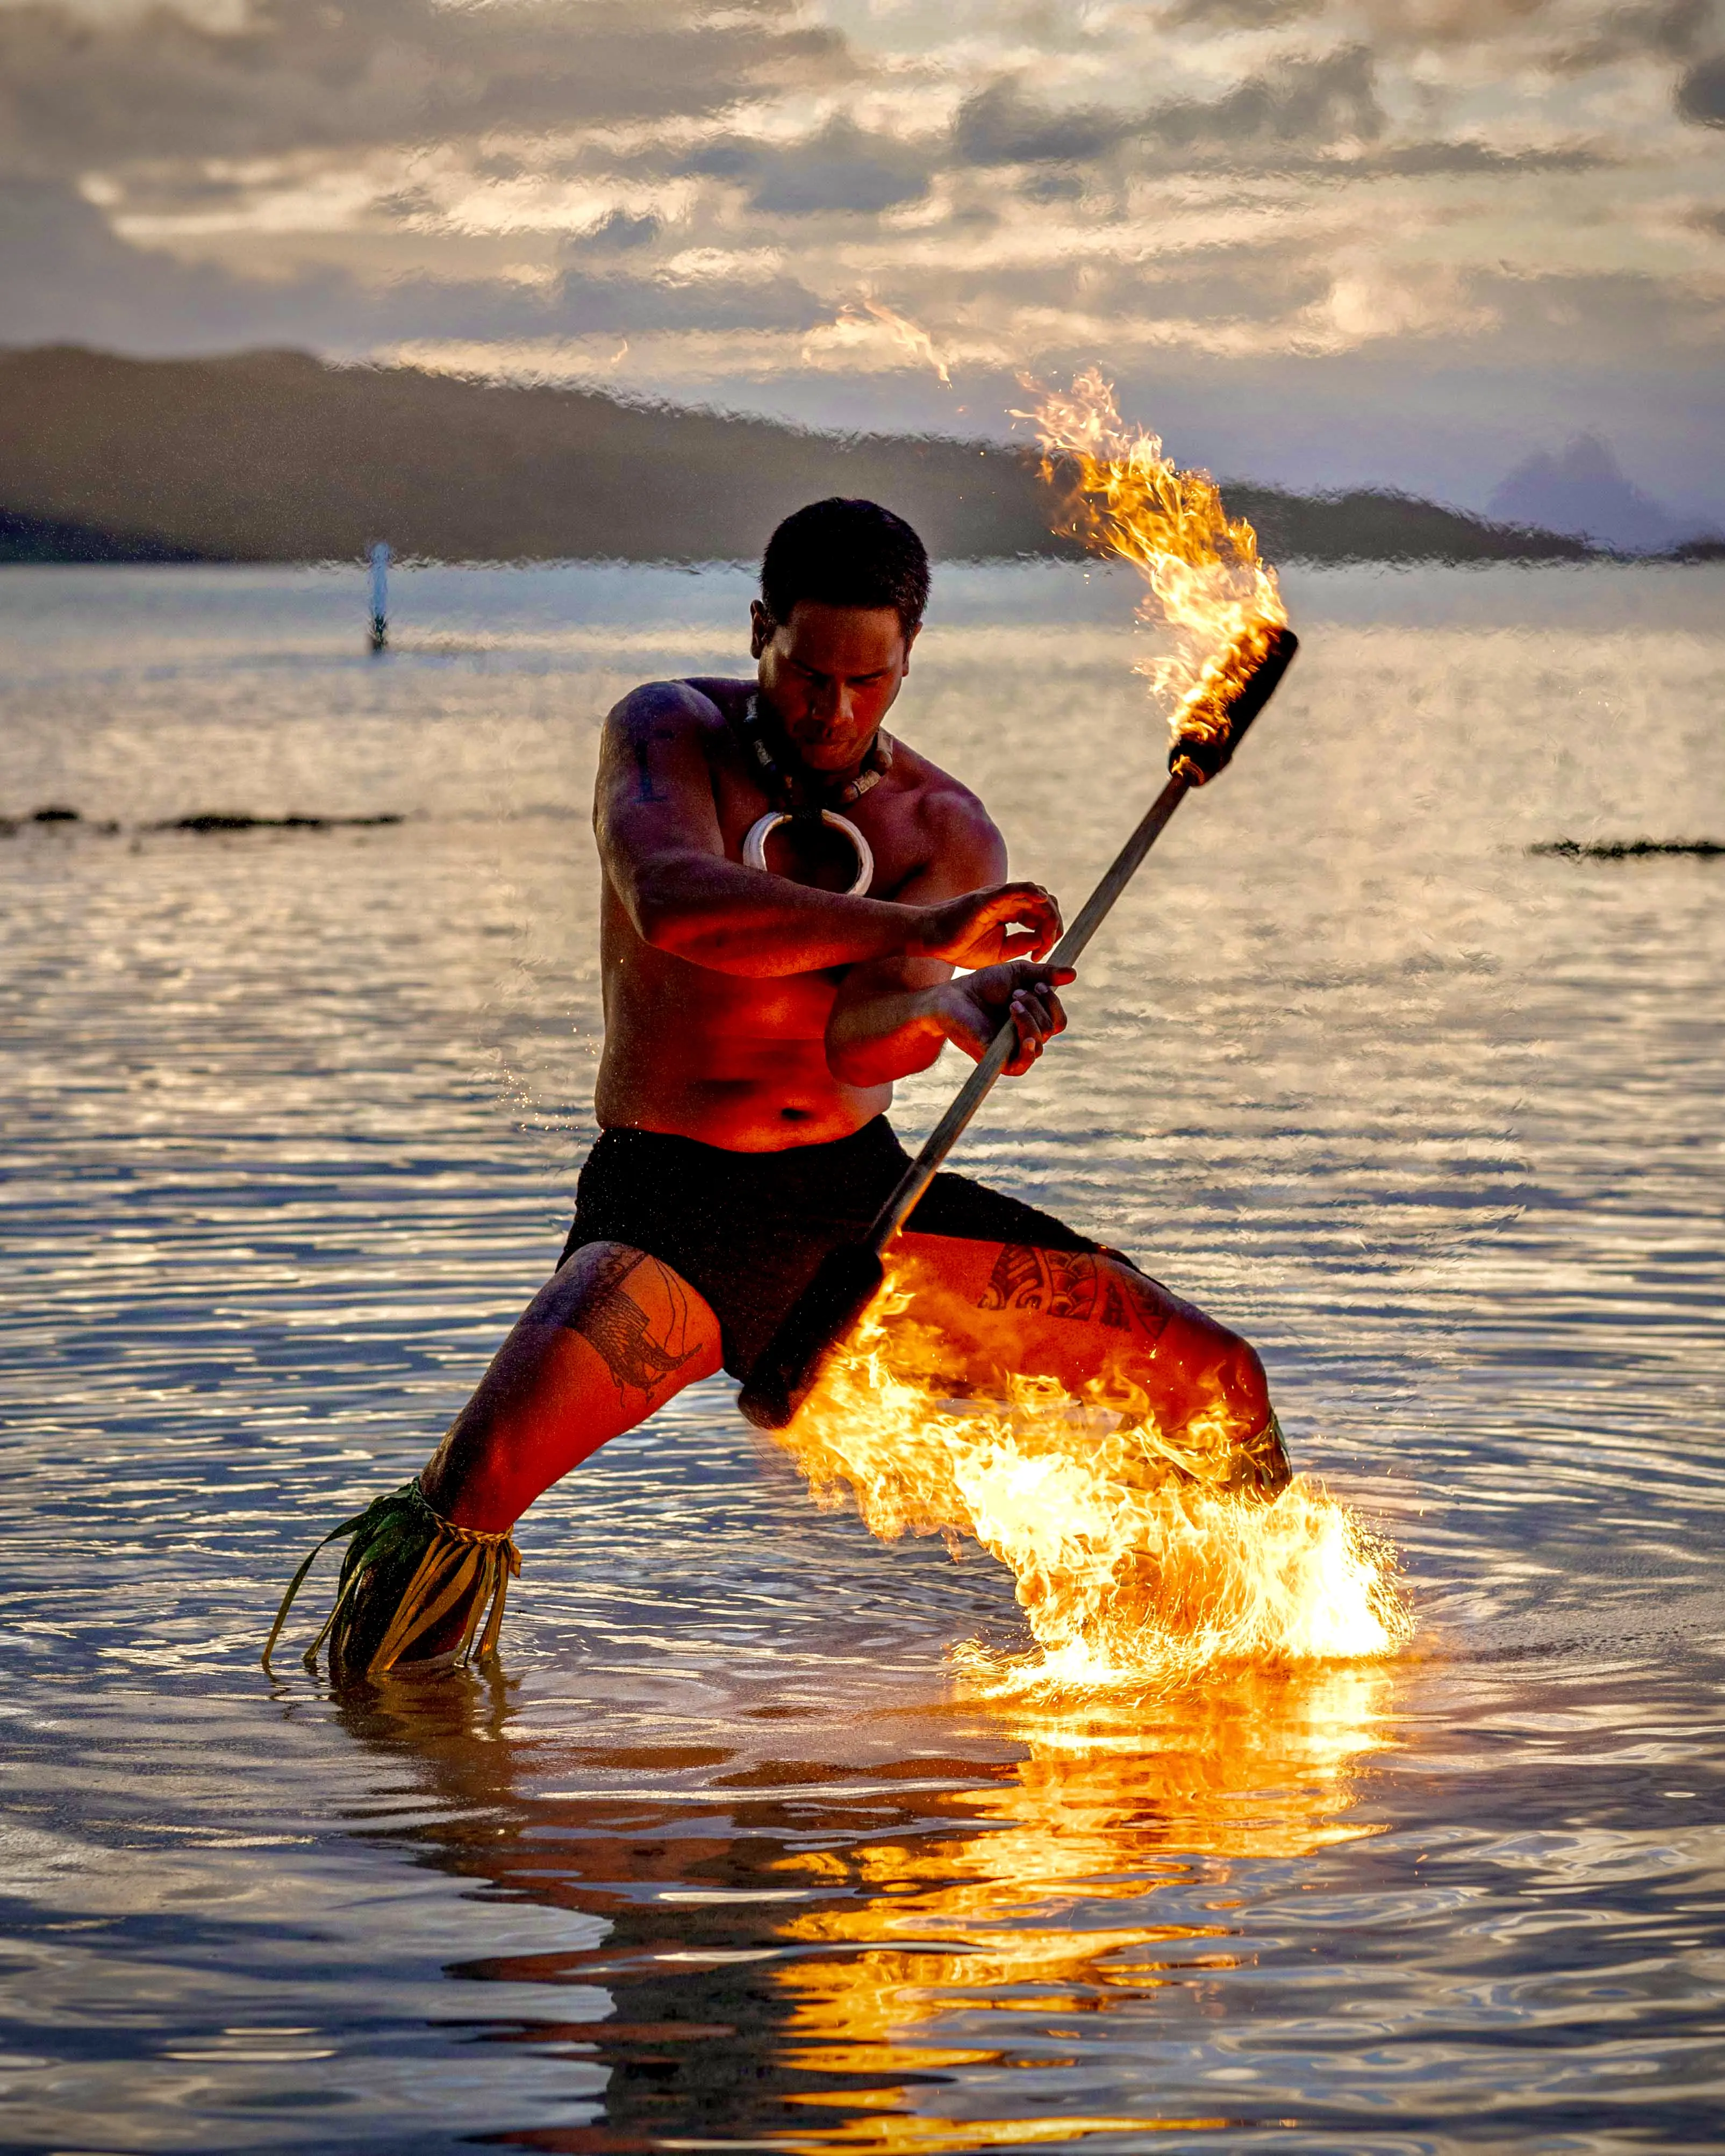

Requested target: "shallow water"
[{"left": 3, "top": 557, "right": 1723, "bottom": 2153}]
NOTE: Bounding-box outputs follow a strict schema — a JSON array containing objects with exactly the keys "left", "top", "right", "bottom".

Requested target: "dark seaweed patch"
[
  {"left": 149, "top": 812, "right": 405, "bottom": 833},
  {"left": 1, "top": 805, "right": 119, "bottom": 836},
  {"left": 1531, "top": 838, "right": 1725, "bottom": 860}
]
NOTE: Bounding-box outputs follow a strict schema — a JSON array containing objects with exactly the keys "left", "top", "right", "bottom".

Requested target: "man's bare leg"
[
  {"left": 423, "top": 1233, "right": 1275, "bottom": 1531},
  {"left": 333, "top": 1231, "right": 1270, "bottom": 1672},
  {"left": 420, "top": 1241, "right": 723, "bottom": 1530},
  {"left": 333, "top": 1242, "right": 722, "bottom": 1667},
  {"left": 876, "top": 1231, "right": 1285, "bottom": 1489}
]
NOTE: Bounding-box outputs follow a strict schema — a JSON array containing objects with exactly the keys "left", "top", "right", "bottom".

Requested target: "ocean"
[{"left": 3, "top": 556, "right": 1722, "bottom": 2152}]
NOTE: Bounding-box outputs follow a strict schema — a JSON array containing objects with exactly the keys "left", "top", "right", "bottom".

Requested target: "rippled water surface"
[{"left": 3, "top": 559, "right": 1723, "bottom": 2153}]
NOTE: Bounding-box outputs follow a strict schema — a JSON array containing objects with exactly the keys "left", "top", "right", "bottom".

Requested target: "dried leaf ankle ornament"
[{"left": 262, "top": 1480, "right": 520, "bottom": 1679}]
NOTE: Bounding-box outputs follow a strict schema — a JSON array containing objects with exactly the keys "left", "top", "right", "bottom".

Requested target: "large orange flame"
[
  {"left": 774, "top": 1263, "right": 1410, "bottom": 1692},
  {"left": 1024, "top": 366, "right": 1288, "bottom": 751}
]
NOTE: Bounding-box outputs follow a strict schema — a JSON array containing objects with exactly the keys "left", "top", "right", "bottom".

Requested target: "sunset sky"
[{"left": 4, "top": 0, "right": 1723, "bottom": 519}]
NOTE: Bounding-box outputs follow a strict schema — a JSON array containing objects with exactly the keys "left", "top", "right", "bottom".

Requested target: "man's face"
[{"left": 750, "top": 599, "right": 917, "bottom": 773}]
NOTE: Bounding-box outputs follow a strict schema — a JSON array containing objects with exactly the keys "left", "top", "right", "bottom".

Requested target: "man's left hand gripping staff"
[
  {"left": 909, "top": 884, "right": 1076, "bottom": 1075},
  {"left": 821, "top": 869, "right": 1072, "bottom": 1091},
  {"left": 943, "top": 957, "right": 1075, "bottom": 1076}
]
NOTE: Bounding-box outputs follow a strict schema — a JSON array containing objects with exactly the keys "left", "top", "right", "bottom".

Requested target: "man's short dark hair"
[{"left": 760, "top": 498, "right": 930, "bottom": 638}]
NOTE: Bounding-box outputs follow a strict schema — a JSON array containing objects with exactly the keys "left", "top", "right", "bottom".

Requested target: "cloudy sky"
[{"left": 4, "top": 0, "right": 1723, "bottom": 517}]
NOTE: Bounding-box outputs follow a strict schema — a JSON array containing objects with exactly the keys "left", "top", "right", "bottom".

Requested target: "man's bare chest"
[{"left": 710, "top": 744, "right": 926, "bottom": 901}]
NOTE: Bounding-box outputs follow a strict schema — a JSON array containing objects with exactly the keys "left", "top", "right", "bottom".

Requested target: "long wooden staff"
[{"left": 738, "top": 624, "right": 1298, "bottom": 1431}]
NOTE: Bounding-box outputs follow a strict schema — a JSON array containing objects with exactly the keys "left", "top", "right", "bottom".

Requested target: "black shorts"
[{"left": 559, "top": 1115, "right": 1098, "bottom": 1380}]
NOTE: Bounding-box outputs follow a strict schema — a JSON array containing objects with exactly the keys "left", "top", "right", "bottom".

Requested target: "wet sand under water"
[{"left": 2, "top": 558, "right": 1724, "bottom": 2152}]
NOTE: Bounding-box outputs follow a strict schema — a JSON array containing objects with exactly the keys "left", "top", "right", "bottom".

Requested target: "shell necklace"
[{"left": 732, "top": 693, "right": 892, "bottom": 897}]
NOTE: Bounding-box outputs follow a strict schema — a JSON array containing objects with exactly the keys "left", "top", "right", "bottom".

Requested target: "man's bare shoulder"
[
  {"left": 887, "top": 737, "right": 1007, "bottom": 879},
  {"left": 605, "top": 676, "right": 748, "bottom": 741},
  {"left": 595, "top": 680, "right": 754, "bottom": 836}
]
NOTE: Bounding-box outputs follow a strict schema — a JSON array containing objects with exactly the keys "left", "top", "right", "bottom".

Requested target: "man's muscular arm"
[
  {"left": 825, "top": 801, "right": 1072, "bottom": 1086},
  {"left": 598, "top": 682, "right": 1058, "bottom": 979}
]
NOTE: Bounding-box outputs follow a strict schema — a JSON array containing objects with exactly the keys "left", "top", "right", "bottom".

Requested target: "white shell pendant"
[{"left": 742, "top": 809, "right": 874, "bottom": 896}]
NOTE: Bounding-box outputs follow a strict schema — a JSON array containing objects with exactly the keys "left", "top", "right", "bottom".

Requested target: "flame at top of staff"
[{"left": 1025, "top": 367, "right": 1288, "bottom": 750}]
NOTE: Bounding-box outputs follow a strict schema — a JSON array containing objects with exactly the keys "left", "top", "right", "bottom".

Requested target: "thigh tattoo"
[
  {"left": 568, "top": 1248, "right": 705, "bottom": 1396},
  {"left": 978, "top": 1244, "right": 1132, "bottom": 1328}
]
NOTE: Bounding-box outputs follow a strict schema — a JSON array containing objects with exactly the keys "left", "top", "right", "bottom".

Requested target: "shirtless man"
[{"left": 286, "top": 498, "right": 1286, "bottom": 1675}]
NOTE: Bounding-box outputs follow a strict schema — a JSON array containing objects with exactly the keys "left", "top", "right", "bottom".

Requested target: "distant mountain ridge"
[{"left": 0, "top": 346, "right": 1597, "bottom": 568}]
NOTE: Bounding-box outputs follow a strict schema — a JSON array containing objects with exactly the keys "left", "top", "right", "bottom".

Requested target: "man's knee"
[
  {"left": 1214, "top": 1328, "right": 1273, "bottom": 1435},
  {"left": 1145, "top": 1293, "right": 1274, "bottom": 1437}
]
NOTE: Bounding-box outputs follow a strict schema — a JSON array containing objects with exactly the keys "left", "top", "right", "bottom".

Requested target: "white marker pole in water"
[{"left": 368, "top": 541, "right": 390, "bottom": 651}]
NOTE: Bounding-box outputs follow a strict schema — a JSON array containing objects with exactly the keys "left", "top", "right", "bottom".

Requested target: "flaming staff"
[
  {"left": 741, "top": 375, "right": 1298, "bottom": 1436},
  {"left": 747, "top": 374, "right": 1410, "bottom": 1687}
]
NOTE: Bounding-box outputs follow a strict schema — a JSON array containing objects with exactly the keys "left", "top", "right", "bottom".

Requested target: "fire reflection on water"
[
  {"left": 768, "top": 1665, "right": 1397, "bottom": 2147},
  {"left": 345, "top": 1652, "right": 1399, "bottom": 2152}
]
